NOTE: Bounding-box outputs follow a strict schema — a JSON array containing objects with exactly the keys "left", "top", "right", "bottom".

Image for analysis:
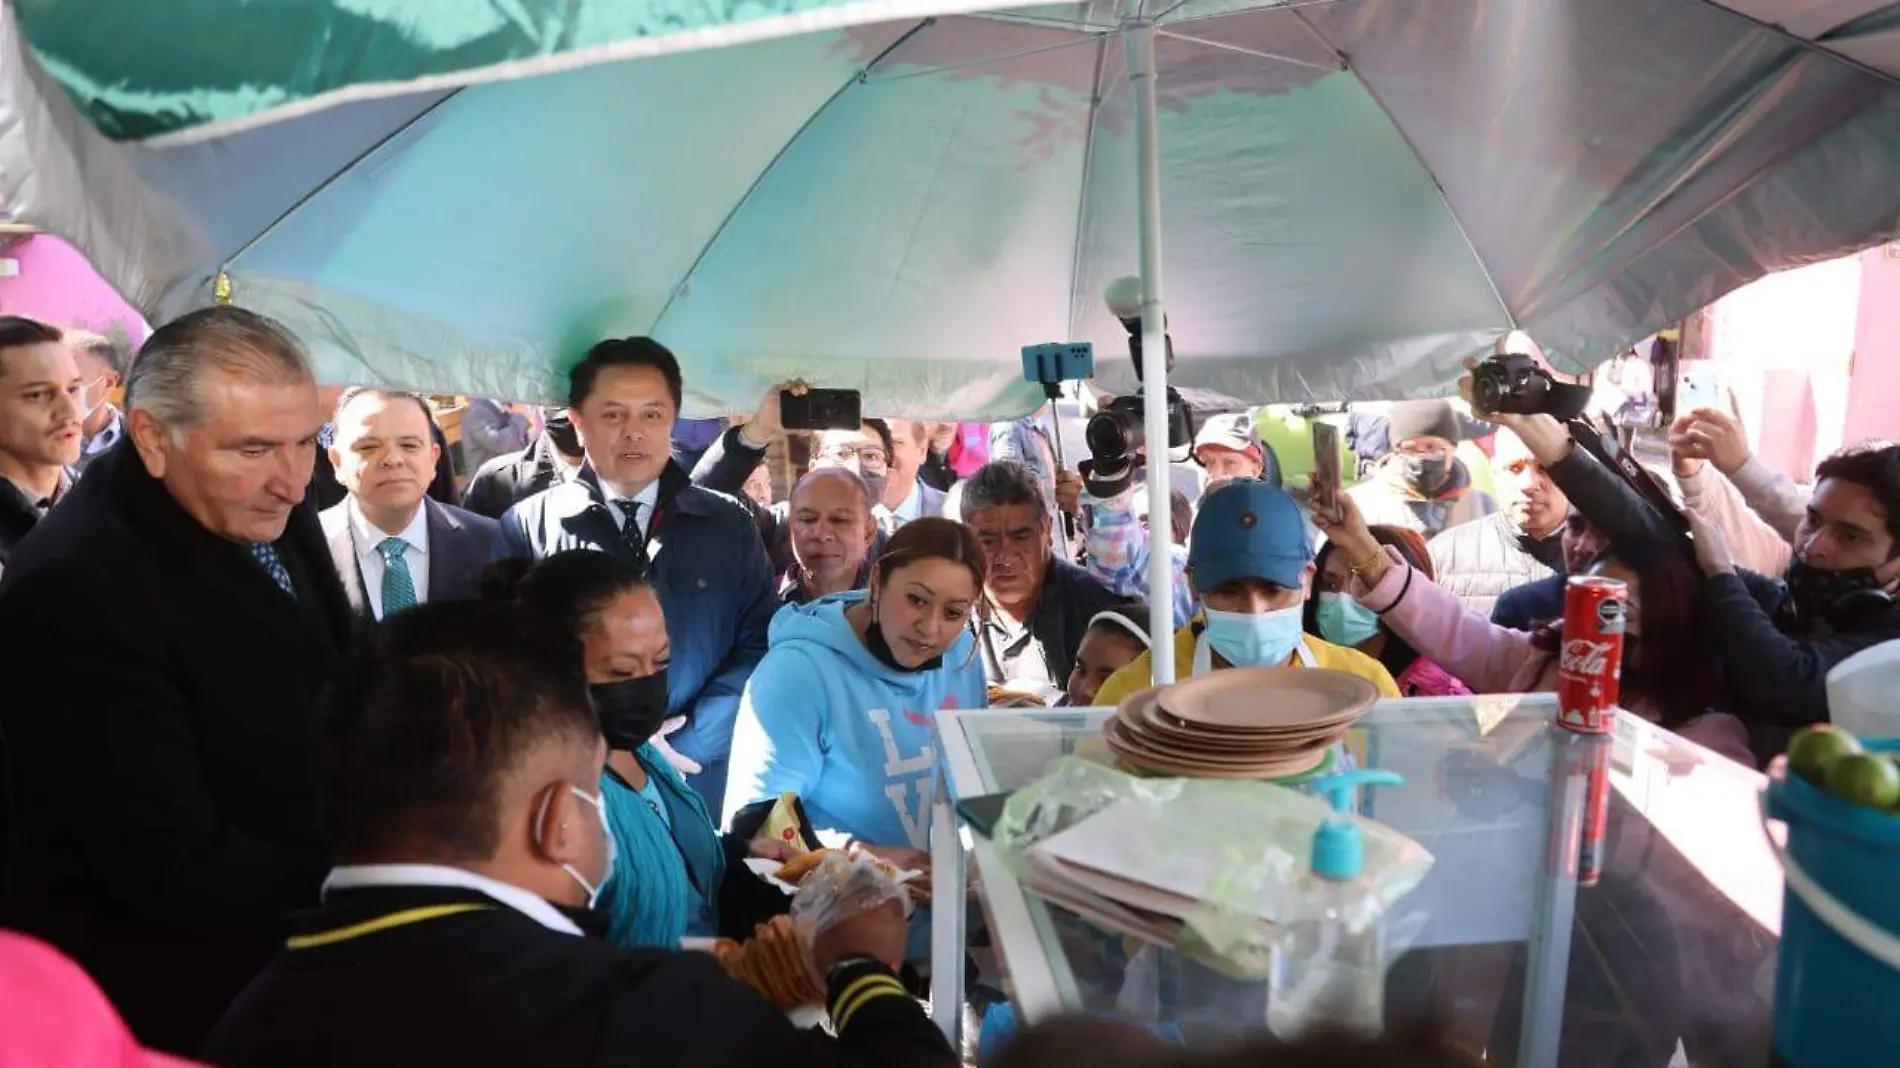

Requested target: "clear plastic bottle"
[{"left": 1266, "top": 770, "right": 1402, "bottom": 1039}]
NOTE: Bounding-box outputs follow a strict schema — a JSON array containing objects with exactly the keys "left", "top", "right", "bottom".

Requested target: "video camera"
[{"left": 1083, "top": 276, "right": 1195, "bottom": 498}]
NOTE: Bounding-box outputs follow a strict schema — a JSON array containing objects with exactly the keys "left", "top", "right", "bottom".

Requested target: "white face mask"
[
  {"left": 534, "top": 783, "right": 617, "bottom": 909},
  {"left": 77, "top": 375, "right": 110, "bottom": 422}
]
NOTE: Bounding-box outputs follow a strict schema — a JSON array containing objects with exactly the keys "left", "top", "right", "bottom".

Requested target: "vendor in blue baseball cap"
[{"left": 1093, "top": 480, "right": 1399, "bottom": 707}]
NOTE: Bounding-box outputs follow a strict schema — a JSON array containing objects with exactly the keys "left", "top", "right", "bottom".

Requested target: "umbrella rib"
[
  {"left": 1065, "top": 33, "right": 1113, "bottom": 335},
  {"left": 967, "top": 11, "right": 1121, "bottom": 33},
  {"left": 1682, "top": 0, "right": 1900, "bottom": 94},
  {"left": 1290, "top": 7, "right": 1517, "bottom": 327},
  {"left": 222, "top": 88, "right": 463, "bottom": 273},
  {"left": 1167, "top": 0, "right": 1355, "bottom": 31},
  {"left": 859, "top": 32, "right": 1114, "bottom": 86},
  {"left": 1154, "top": 29, "right": 1343, "bottom": 72},
  {"left": 648, "top": 18, "right": 939, "bottom": 335}
]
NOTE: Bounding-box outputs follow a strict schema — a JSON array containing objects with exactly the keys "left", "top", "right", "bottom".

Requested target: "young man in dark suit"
[
  {"left": 0, "top": 316, "right": 83, "bottom": 567},
  {"left": 0, "top": 306, "right": 354, "bottom": 1055},
  {"left": 319, "top": 388, "right": 507, "bottom": 621},
  {"left": 502, "top": 338, "right": 774, "bottom": 813}
]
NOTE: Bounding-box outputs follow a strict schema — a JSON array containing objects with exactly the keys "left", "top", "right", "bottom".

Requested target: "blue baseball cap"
[{"left": 1187, "top": 480, "right": 1313, "bottom": 594}]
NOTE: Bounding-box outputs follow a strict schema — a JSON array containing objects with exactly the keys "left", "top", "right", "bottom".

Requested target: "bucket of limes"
[{"left": 1763, "top": 725, "right": 1900, "bottom": 1068}]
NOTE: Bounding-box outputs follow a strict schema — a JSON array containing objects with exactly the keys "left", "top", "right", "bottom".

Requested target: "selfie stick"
[{"left": 1021, "top": 343, "right": 1096, "bottom": 558}]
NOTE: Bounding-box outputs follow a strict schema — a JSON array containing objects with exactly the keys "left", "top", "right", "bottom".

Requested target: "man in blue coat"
[{"left": 502, "top": 338, "right": 774, "bottom": 812}]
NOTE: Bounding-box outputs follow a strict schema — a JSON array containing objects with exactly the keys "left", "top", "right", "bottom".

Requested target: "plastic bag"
[
  {"left": 994, "top": 756, "right": 1434, "bottom": 980},
  {"left": 790, "top": 849, "right": 918, "bottom": 941}
]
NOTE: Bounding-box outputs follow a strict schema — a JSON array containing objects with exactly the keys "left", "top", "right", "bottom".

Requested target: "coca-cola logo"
[
  {"left": 1595, "top": 598, "right": 1627, "bottom": 634},
  {"left": 1561, "top": 639, "right": 1617, "bottom": 677}
]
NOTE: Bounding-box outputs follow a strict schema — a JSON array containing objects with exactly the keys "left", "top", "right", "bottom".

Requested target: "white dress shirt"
[
  {"left": 323, "top": 864, "right": 581, "bottom": 936},
  {"left": 599, "top": 478, "right": 662, "bottom": 541},
  {"left": 348, "top": 498, "right": 431, "bottom": 619}
]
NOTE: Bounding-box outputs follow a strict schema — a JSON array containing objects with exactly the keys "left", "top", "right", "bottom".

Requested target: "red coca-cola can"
[{"left": 1557, "top": 575, "right": 1627, "bottom": 734}]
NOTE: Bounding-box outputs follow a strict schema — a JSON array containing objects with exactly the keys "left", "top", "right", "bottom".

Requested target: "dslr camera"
[
  {"left": 1469, "top": 335, "right": 1591, "bottom": 420},
  {"left": 1084, "top": 276, "right": 1195, "bottom": 498}
]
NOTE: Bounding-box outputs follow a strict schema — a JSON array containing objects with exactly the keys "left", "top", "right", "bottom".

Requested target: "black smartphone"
[
  {"left": 954, "top": 791, "right": 1014, "bottom": 839},
  {"left": 780, "top": 388, "right": 862, "bottom": 431}
]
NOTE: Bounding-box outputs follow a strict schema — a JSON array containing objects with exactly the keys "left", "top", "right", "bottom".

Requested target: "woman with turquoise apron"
[{"left": 487, "top": 551, "right": 789, "bottom": 948}]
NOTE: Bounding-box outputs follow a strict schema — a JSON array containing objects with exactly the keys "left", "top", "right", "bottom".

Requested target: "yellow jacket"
[{"left": 1094, "top": 620, "right": 1401, "bottom": 709}]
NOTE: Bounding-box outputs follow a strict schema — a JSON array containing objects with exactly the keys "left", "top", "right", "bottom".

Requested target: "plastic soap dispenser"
[{"left": 1266, "top": 770, "right": 1404, "bottom": 1039}]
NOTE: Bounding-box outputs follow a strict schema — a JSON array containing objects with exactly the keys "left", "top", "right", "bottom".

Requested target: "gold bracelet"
[{"left": 1347, "top": 548, "right": 1385, "bottom": 575}]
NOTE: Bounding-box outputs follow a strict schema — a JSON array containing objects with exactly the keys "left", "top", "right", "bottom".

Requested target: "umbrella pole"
[{"left": 1127, "top": 7, "right": 1175, "bottom": 684}]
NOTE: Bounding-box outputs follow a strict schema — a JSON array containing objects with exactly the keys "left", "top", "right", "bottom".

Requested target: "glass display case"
[{"left": 929, "top": 695, "right": 1781, "bottom": 1067}]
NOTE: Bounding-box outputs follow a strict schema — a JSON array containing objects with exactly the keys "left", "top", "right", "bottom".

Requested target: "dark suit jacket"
[
  {"left": 0, "top": 442, "right": 351, "bottom": 1054},
  {"left": 319, "top": 497, "right": 508, "bottom": 622},
  {"left": 462, "top": 432, "right": 566, "bottom": 520},
  {"left": 500, "top": 462, "right": 775, "bottom": 783},
  {"left": 203, "top": 885, "right": 955, "bottom": 1068}
]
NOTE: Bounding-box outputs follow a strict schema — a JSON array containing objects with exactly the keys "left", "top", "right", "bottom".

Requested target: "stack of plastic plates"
[{"left": 1106, "top": 667, "right": 1379, "bottom": 780}]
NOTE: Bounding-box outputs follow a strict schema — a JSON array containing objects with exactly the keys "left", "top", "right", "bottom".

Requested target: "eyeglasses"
[{"left": 817, "top": 444, "right": 890, "bottom": 469}]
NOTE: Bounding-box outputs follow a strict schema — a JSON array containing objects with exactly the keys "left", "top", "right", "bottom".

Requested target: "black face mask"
[
  {"left": 589, "top": 671, "right": 670, "bottom": 751},
  {"left": 1780, "top": 558, "right": 1894, "bottom": 629},
  {"left": 864, "top": 602, "right": 942, "bottom": 674},
  {"left": 546, "top": 415, "right": 583, "bottom": 458}
]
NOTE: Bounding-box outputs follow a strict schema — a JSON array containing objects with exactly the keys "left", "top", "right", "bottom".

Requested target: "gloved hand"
[{"left": 650, "top": 716, "right": 703, "bottom": 776}]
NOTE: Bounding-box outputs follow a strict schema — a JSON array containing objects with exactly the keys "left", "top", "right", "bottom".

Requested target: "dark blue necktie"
[{"left": 250, "top": 542, "right": 296, "bottom": 599}]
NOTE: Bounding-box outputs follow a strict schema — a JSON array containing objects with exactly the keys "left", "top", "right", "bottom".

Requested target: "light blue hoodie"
[{"left": 724, "top": 591, "right": 986, "bottom": 849}]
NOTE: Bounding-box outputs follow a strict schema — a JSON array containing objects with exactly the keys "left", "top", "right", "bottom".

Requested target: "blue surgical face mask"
[
  {"left": 1203, "top": 604, "right": 1305, "bottom": 668},
  {"left": 1316, "top": 592, "right": 1382, "bottom": 649}
]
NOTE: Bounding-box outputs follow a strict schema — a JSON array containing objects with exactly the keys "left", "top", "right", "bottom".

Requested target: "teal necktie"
[{"left": 378, "top": 537, "right": 417, "bottom": 616}]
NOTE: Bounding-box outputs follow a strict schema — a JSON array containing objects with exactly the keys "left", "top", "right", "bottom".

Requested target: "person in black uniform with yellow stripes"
[{"left": 203, "top": 600, "right": 954, "bottom": 1068}]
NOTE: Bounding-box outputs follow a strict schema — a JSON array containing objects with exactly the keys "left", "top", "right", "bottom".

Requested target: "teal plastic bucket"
[{"left": 1763, "top": 741, "right": 1900, "bottom": 1068}]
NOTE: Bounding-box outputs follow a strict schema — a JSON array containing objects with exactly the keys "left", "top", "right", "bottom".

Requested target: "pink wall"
[
  {"left": 0, "top": 234, "right": 148, "bottom": 344},
  {"left": 1846, "top": 247, "right": 1900, "bottom": 447}
]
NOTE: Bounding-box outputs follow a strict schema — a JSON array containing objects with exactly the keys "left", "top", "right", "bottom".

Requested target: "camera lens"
[
  {"left": 1473, "top": 371, "right": 1505, "bottom": 414},
  {"left": 1085, "top": 408, "right": 1142, "bottom": 463}
]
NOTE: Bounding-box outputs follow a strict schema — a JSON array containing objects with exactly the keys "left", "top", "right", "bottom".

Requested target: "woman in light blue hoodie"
[{"left": 725, "top": 517, "right": 988, "bottom": 862}]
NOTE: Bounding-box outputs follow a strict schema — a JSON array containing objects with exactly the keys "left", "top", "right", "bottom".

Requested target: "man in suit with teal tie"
[{"left": 320, "top": 389, "right": 507, "bottom": 622}]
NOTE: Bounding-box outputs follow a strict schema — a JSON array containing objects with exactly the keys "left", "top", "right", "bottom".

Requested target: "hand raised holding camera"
[{"left": 739, "top": 380, "right": 805, "bottom": 448}]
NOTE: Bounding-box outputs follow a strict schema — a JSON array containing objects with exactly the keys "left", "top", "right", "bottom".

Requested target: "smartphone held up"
[
  {"left": 780, "top": 387, "right": 862, "bottom": 431},
  {"left": 1309, "top": 420, "right": 1344, "bottom": 526}
]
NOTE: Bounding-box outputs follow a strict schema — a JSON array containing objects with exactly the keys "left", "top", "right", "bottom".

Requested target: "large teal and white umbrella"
[
  {"left": 9, "top": 0, "right": 1900, "bottom": 418},
  {"left": 11, "top": 0, "right": 1900, "bottom": 684}
]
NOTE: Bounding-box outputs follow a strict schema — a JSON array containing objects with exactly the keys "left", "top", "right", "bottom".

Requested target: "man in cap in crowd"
[
  {"left": 1192, "top": 412, "right": 1281, "bottom": 485},
  {"left": 1347, "top": 399, "right": 1495, "bottom": 538},
  {"left": 1093, "top": 479, "right": 1399, "bottom": 707}
]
